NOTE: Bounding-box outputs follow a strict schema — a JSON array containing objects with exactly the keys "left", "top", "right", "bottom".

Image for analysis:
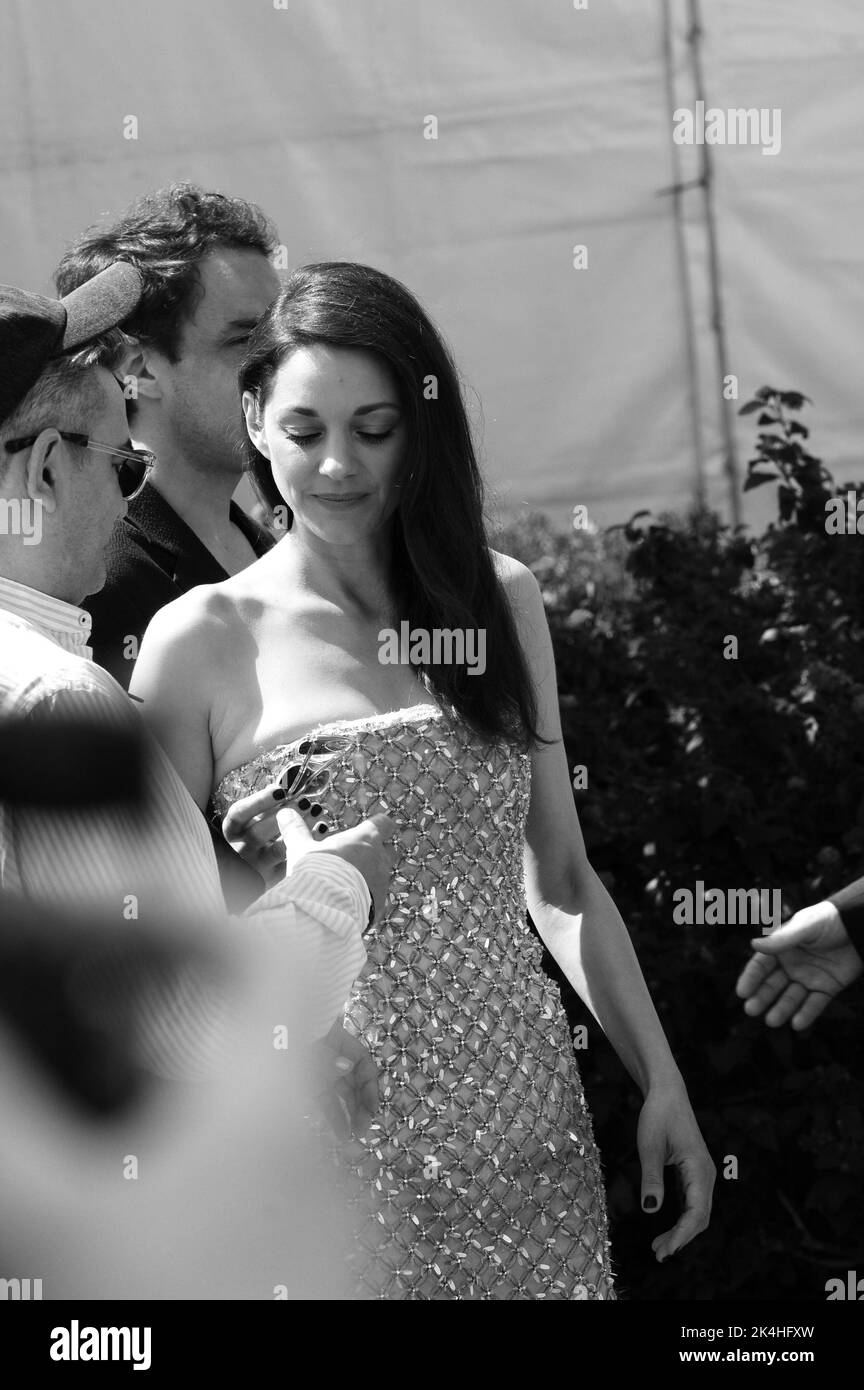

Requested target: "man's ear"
[
  {"left": 24, "top": 429, "right": 63, "bottom": 515},
  {"left": 242, "top": 390, "right": 270, "bottom": 459},
  {"left": 116, "top": 336, "right": 161, "bottom": 402}
]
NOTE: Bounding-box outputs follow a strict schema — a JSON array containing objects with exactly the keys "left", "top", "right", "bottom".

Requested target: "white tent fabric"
[{"left": 1, "top": 0, "right": 861, "bottom": 529}]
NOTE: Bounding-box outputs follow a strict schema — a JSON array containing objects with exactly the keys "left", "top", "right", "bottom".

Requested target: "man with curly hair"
[{"left": 54, "top": 185, "right": 281, "bottom": 692}]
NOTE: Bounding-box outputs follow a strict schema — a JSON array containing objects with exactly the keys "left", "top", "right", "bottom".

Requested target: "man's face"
[
  {"left": 150, "top": 247, "right": 280, "bottom": 476},
  {"left": 63, "top": 368, "right": 132, "bottom": 601}
]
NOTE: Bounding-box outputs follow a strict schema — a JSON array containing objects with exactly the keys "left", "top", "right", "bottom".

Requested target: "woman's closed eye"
[{"left": 285, "top": 429, "right": 395, "bottom": 446}]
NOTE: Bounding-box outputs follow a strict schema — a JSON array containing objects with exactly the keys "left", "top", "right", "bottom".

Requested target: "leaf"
[
  {"left": 780, "top": 391, "right": 811, "bottom": 411},
  {"left": 744, "top": 470, "right": 778, "bottom": 491},
  {"left": 778, "top": 485, "right": 796, "bottom": 521},
  {"left": 738, "top": 400, "right": 764, "bottom": 415}
]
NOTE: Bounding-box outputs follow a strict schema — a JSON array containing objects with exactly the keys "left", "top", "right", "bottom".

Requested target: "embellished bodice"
[{"left": 210, "top": 703, "right": 533, "bottom": 935}]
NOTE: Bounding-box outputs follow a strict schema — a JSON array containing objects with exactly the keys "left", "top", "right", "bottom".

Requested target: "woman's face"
[{"left": 243, "top": 344, "right": 406, "bottom": 541}]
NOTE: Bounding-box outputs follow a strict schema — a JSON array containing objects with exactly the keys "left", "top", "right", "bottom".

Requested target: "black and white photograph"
[{"left": 0, "top": 0, "right": 862, "bottom": 1362}]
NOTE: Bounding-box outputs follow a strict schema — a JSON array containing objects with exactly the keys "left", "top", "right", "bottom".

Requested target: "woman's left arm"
[{"left": 499, "top": 554, "right": 715, "bottom": 1261}]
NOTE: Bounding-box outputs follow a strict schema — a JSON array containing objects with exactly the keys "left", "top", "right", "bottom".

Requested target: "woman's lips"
[{"left": 310, "top": 493, "right": 369, "bottom": 507}]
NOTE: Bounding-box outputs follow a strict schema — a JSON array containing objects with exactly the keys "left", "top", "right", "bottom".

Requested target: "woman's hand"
[{"left": 637, "top": 1079, "right": 715, "bottom": 1262}]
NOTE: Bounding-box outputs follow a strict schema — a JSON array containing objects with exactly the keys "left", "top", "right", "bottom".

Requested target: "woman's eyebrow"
[{"left": 353, "top": 402, "right": 401, "bottom": 416}]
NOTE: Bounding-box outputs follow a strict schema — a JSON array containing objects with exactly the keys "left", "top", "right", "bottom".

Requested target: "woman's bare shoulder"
[
  {"left": 136, "top": 579, "right": 246, "bottom": 675},
  {"left": 489, "top": 548, "right": 541, "bottom": 600}
]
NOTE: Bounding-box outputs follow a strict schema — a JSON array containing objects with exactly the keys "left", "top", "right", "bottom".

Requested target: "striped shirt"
[{"left": 0, "top": 575, "right": 369, "bottom": 1062}]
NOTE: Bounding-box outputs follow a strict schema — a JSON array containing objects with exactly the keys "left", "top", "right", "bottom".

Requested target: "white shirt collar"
[{"left": 0, "top": 575, "right": 93, "bottom": 656}]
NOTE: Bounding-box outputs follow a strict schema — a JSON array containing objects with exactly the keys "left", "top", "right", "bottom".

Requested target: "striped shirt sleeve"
[
  {"left": 244, "top": 851, "right": 370, "bottom": 1036},
  {"left": 6, "top": 684, "right": 371, "bottom": 1067}
]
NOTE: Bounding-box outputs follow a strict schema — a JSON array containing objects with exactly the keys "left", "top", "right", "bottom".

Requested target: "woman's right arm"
[{"left": 128, "top": 588, "right": 224, "bottom": 810}]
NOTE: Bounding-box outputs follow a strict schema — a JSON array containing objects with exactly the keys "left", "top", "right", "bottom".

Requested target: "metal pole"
[
  {"left": 688, "top": 0, "right": 742, "bottom": 528},
  {"left": 660, "top": 0, "right": 706, "bottom": 512}
]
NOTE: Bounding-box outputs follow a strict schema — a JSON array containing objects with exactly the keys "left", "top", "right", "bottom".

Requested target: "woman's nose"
[{"left": 318, "top": 444, "right": 357, "bottom": 477}]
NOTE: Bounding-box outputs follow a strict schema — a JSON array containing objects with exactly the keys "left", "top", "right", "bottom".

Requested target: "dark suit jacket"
[
  {"left": 84, "top": 481, "right": 274, "bottom": 691},
  {"left": 83, "top": 481, "right": 275, "bottom": 913},
  {"left": 829, "top": 878, "right": 864, "bottom": 959}
]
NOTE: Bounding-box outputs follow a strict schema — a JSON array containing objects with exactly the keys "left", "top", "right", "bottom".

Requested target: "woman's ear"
[
  {"left": 116, "top": 336, "right": 161, "bottom": 402},
  {"left": 242, "top": 390, "right": 270, "bottom": 459}
]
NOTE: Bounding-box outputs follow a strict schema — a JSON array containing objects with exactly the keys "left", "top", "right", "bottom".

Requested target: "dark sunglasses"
[
  {"left": 276, "top": 735, "right": 355, "bottom": 800},
  {"left": 3, "top": 431, "right": 154, "bottom": 501}
]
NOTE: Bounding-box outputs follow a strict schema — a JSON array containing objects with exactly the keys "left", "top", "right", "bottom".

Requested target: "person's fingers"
[
  {"left": 275, "top": 805, "right": 314, "bottom": 839},
  {"left": 221, "top": 786, "right": 284, "bottom": 849},
  {"left": 741, "top": 966, "right": 789, "bottom": 1016},
  {"left": 637, "top": 1128, "right": 665, "bottom": 1216},
  {"left": 748, "top": 918, "right": 816, "bottom": 955},
  {"left": 791, "top": 989, "right": 833, "bottom": 1030},
  {"left": 366, "top": 812, "right": 397, "bottom": 838},
  {"left": 763, "top": 979, "right": 809, "bottom": 1027},
  {"left": 651, "top": 1155, "right": 714, "bottom": 1262},
  {"left": 275, "top": 805, "right": 317, "bottom": 870},
  {"left": 735, "top": 951, "right": 777, "bottom": 999},
  {"left": 253, "top": 840, "right": 288, "bottom": 882},
  {"left": 257, "top": 832, "right": 289, "bottom": 863}
]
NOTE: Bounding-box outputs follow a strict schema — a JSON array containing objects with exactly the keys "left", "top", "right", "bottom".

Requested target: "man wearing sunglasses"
[
  {"left": 0, "top": 283, "right": 151, "bottom": 609},
  {"left": 0, "top": 269, "right": 393, "bottom": 1122}
]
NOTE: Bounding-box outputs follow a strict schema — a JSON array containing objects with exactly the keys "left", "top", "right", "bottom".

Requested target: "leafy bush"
[{"left": 493, "top": 389, "right": 864, "bottom": 1300}]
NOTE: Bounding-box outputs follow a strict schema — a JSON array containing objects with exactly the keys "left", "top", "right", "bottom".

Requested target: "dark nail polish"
[
  {"left": 315, "top": 823, "right": 329, "bottom": 836},
  {"left": 310, "top": 803, "right": 322, "bottom": 816},
  {"left": 643, "top": 1195, "right": 658, "bottom": 1212},
  {"left": 273, "top": 788, "right": 286, "bottom": 801},
  {"left": 297, "top": 797, "right": 310, "bottom": 811}
]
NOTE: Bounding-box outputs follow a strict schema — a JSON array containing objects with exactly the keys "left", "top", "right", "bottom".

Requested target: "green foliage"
[{"left": 493, "top": 392, "right": 864, "bottom": 1300}]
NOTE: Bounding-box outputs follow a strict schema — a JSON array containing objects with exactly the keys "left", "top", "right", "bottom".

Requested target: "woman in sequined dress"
[{"left": 130, "top": 262, "right": 715, "bottom": 1299}]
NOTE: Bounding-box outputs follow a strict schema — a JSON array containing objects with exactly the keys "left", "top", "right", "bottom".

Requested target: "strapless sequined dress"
[{"left": 212, "top": 704, "right": 615, "bottom": 1300}]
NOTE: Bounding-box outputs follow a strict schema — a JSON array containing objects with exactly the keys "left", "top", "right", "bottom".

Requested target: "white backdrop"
[{"left": 1, "top": 0, "right": 862, "bottom": 529}]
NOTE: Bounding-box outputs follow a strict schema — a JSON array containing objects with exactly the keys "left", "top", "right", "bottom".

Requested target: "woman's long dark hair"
[{"left": 239, "top": 261, "right": 543, "bottom": 749}]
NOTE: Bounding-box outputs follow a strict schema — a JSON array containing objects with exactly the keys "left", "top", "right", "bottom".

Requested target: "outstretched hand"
[{"left": 735, "top": 901, "right": 863, "bottom": 1030}]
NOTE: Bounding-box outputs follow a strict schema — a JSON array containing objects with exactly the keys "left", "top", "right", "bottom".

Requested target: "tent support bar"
[{"left": 688, "top": 0, "right": 742, "bottom": 528}]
